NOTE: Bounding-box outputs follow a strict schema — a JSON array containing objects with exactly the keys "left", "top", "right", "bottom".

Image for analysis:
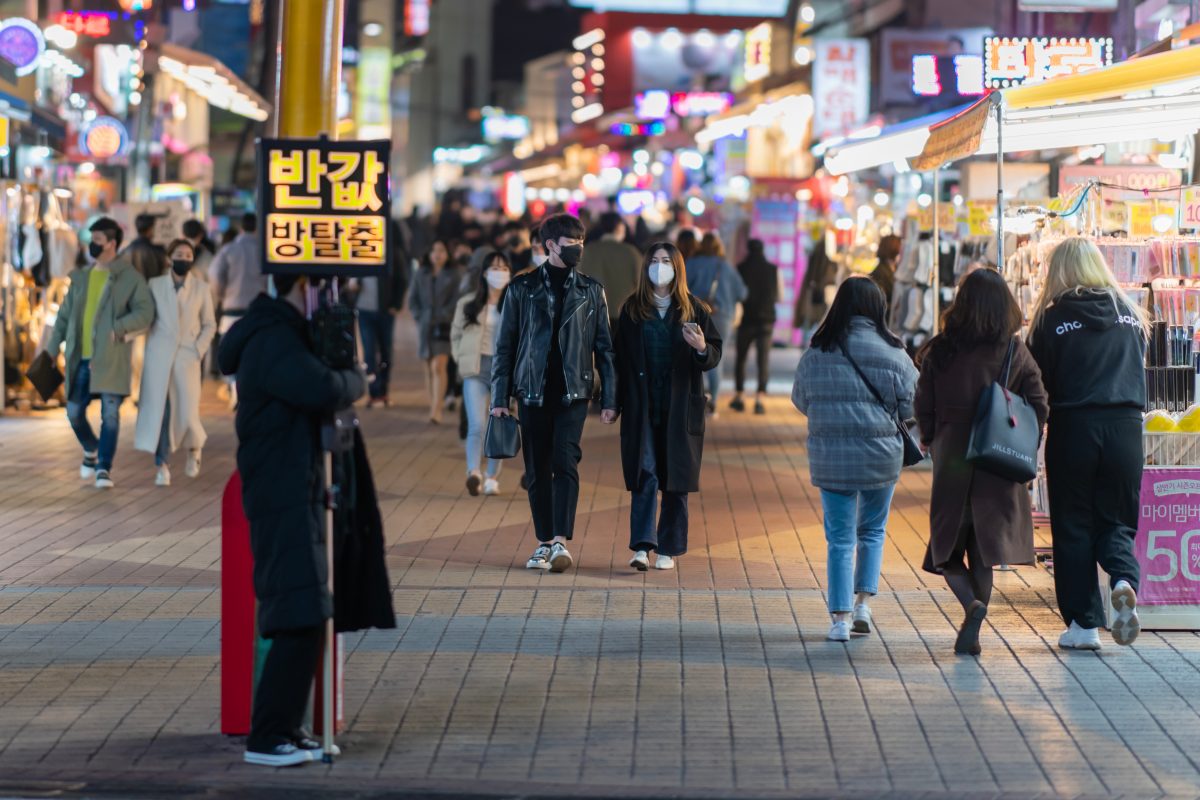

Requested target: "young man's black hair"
[
  {"left": 538, "top": 212, "right": 585, "bottom": 245},
  {"left": 135, "top": 214, "right": 156, "bottom": 237},
  {"left": 90, "top": 217, "right": 124, "bottom": 250},
  {"left": 182, "top": 219, "right": 206, "bottom": 241},
  {"left": 241, "top": 212, "right": 258, "bottom": 234}
]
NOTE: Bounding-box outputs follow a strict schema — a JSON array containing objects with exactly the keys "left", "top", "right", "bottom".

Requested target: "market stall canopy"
[
  {"left": 157, "top": 43, "right": 270, "bottom": 122},
  {"left": 825, "top": 44, "right": 1200, "bottom": 175},
  {"left": 820, "top": 103, "right": 975, "bottom": 176}
]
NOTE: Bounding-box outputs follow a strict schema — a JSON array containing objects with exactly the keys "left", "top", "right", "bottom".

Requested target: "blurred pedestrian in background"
[
  {"left": 410, "top": 240, "right": 462, "bottom": 424},
  {"left": 686, "top": 232, "right": 746, "bottom": 416},
  {"left": 730, "top": 239, "right": 780, "bottom": 415},
  {"left": 126, "top": 213, "right": 169, "bottom": 281},
  {"left": 210, "top": 213, "right": 265, "bottom": 409},
  {"left": 579, "top": 212, "right": 641, "bottom": 332},
  {"left": 134, "top": 239, "right": 217, "bottom": 486},
  {"left": 181, "top": 219, "right": 214, "bottom": 282},
  {"left": 870, "top": 235, "right": 902, "bottom": 318}
]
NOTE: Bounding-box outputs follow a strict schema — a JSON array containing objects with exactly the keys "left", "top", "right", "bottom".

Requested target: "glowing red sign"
[{"left": 56, "top": 11, "right": 113, "bottom": 38}]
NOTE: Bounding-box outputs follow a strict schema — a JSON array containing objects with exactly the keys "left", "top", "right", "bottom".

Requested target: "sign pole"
[
  {"left": 932, "top": 167, "right": 941, "bottom": 336},
  {"left": 276, "top": 0, "right": 345, "bottom": 765},
  {"left": 995, "top": 95, "right": 1005, "bottom": 268}
]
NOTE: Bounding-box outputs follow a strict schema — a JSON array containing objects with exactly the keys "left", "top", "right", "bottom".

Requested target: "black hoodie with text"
[{"left": 1027, "top": 290, "right": 1147, "bottom": 412}]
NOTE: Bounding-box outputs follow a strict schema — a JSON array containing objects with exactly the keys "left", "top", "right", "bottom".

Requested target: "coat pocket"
[{"left": 687, "top": 393, "right": 706, "bottom": 436}]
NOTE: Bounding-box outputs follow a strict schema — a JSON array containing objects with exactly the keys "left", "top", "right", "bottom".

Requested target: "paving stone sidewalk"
[{"left": 1, "top": 323, "right": 1199, "bottom": 799}]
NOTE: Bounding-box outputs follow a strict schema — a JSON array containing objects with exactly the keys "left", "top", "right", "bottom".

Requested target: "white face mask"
[
  {"left": 532, "top": 252, "right": 548, "bottom": 266},
  {"left": 485, "top": 269, "right": 511, "bottom": 290},
  {"left": 649, "top": 262, "right": 675, "bottom": 288}
]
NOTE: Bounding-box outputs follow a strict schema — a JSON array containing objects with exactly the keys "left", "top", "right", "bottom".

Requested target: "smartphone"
[{"left": 684, "top": 322, "right": 702, "bottom": 334}]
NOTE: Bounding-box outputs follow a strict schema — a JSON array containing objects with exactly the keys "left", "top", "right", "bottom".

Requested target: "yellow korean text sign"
[{"left": 258, "top": 137, "right": 391, "bottom": 277}]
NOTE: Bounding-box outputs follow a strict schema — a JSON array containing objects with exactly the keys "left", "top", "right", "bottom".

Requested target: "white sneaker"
[
  {"left": 1059, "top": 621, "right": 1102, "bottom": 651},
  {"left": 549, "top": 542, "right": 573, "bottom": 573},
  {"left": 630, "top": 550, "right": 649, "bottom": 571},
  {"left": 852, "top": 604, "right": 872, "bottom": 634},
  {"left": 185, "top": 450, "right": 201, "bottom": 479},
  {"left": 1111, "top": 580, "right": 1140, "bottom": 646},
  {"left": 828, "top": 620, "right": 851, "bottom": 642},
  {"left": 483, "top": 478, "right": 500, "bottom": 496},
  {"left": 525, "top": 544, "right": 552, "bottom": 570},
  {"left": 655, "top": 554, "right": 676, "bottom": 570},
  {"left": 80, "top": 453, "right": 98, "bottom": 480},
  {"left": 94, "top": 470, "right": 114, "bottom": 490},
  {"left": 243, "top": 743, "right": 313, "bottom": 767},
  {"left": 156, "top": 465, "right": 171, "bottom": 487}
]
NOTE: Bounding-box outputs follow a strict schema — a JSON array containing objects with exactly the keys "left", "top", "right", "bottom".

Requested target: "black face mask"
[
  {"left": 556, "top": 243, "right": 583, "bottom": 268},
  {"left": 88, "top": 241, "right": 104, "bottom": 259},
  {"left": 172, "top": 259, "right": 191, "bottom": 277}
]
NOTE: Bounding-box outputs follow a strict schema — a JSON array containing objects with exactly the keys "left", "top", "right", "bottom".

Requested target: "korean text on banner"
[
  {"left": 813, "top": 39, "right": 869, "bottom": 139},
  {"left": 1135, "top": 469, "right": 1200, "bottom": 606},
  {"left": 257, "top": 137, "right": 392, "bottom": 278}
]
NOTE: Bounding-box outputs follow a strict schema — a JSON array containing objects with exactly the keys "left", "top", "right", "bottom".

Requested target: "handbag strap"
[
  {"left": 999, "top": 337, "right": 1017, "bottom": 389},
  {"left": 839, "top": 342, "right": 897, "bottom": 418}
]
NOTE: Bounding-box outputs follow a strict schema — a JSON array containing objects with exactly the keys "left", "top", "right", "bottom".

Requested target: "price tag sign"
[
  {"left": 1184, "top": 188, "right": 1200, "bottom": 230},
  {"left": 1129, "top": 202, "right": 1155, "bottom": 237},
  {"left": 966, "top": 201, "right": 995, "bottom": 236},
  {"left": 1100, "top": 199, "right": 1128, "bottom": 233},
  {"left": 1135, "top": 469, "right": 1200, "bottom": 606}
]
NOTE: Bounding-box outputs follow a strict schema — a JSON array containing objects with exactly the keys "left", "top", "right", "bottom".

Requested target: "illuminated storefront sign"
[
  {"left": 635, "top": 90, "right": 671, "bottom": 120},
  {"left": 482, "top": 112, "right": 531, "bottom": 142},
  {"left": 611, "top": 120, "right": 665, "bottom": 136},
  {"left": 404, "top": 0, "right": 430, "bottom": 36},
  {"left": 56, "top": 11, "right": 112, "bottom": 38},
  {"left": 813, "top": 39, "right": 869, "bottom": 138},
  {"left": 743, "top": 22, "right": 772, "bottom": 83},
  {"left": 258, "top": 138, "right": 391, "bottom": 277},
  {"left": 672, "top": 91, "right": 733, "bottom": 117},
  {"left": 912, "top": 54, "right": 986, "bottom": 97},
  {"left": 433, "top": 145, "right": 490, "bottom": 164},
  {"left": 568, "top": 0, "right": 788, "bottom": 14},
  {"left": 0, "top": 18, "right": 45, "bottom": 76},
  {"left": 985, "top": 37, "right": 1112, "bottom": 88},
  {"left": 78, "top": 116, "right": 130, "bottom": 159}
]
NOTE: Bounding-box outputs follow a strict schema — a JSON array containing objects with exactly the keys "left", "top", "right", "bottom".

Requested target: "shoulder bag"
[
  {"left": 839, "top": 343, "right": 924, "bottom": 467},
  {"left": 965, "top": 338, "right": 1040, "bottom": 483}
]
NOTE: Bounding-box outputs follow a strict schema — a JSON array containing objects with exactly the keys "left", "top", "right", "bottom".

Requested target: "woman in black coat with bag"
[{"left": 615, "top": 242, "right": 722, "bottom": 571}]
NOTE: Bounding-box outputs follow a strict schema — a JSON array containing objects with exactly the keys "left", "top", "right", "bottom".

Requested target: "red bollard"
[{"left": 220, "top": 471, "right": 256, "bottom": 735}]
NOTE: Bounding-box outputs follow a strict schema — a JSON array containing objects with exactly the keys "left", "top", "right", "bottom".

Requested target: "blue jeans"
[
  {"left": 630, "top": 470, "right": 689, "bottom": 556},
  {"left": 358, "top": 309, "right": 395, "bottom": 400},
  {"left": 705, "top": 316, "right": 734, "bottom": 404},
  {"left": 819, "top": 485, "right": 896, "bottom": 613},
  {"left": 463, "top": 374, "right": 501, "bottom": 479},
  {"left": 156, "top": 398, "right": 171, "bottom": 467},
  {"left": 66, "top": 360, "right": 123, "bottom": 472}
]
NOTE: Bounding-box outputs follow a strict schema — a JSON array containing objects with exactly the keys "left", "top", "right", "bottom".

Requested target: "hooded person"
[{"left": 218, "top": 272, "right": 366, "bottom": 768}]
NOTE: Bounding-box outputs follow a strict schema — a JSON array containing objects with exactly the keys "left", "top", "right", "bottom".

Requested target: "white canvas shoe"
[
  {"left": 483, "top": 478, "right": 500, "bottom": 496},
  {"left": 185, "top": 450, "right": 201, "bottom": 479},
  {"left": 852, "top": 604, "right": 872, "bottom": 634},
  {"left": 80, "top": 452, "right": 98, "bottom": 480},
  {"left": 655, "top": 555, "right": 675, "bottom": 570},
  {"left": 156, "top": 465, "right": 171, "bottom": 487},
  {"left": 1058, "top": 622, "right": 1102, "bottom": 651},
  {"left": 630, "top": 550, "right": 649, "bottom": 571},
  {"left": 828, "top": 620, "right": 851, "bottom": 642}
]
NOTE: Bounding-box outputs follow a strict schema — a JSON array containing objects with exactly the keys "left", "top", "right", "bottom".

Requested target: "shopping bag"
[
  {"left": 484, "top": 414, "right": 521, "bottom": 459},
  {"left": 965, "top": 339, "right": 1040, "bottom": 482},
  {"left": 25, "top": 351, "right": 63, "bottom": 402}
]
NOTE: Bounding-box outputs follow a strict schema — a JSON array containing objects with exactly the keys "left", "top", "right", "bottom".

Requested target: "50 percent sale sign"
[{"left": 1136, "top": 469, "right": 1200, "bottom": 606}]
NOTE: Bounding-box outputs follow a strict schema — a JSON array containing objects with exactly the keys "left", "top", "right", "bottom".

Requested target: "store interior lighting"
[
  {"left": 661, "top": 29, "right": 684, "bottom": 50},
  {"left": 686, "top": 196, "right": 706, "bottom": 216},
  {"left": 157, "top": 52, "right": 269, "bottom": 121}
]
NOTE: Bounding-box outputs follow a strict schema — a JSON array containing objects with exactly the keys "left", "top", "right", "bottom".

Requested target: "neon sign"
[
  {"left": 984, "top": 37, "right": 1112, "bottom": 88},
  {"left": 611, "top": 121, "right": 665, "bottom": 137},
  {"left": 79, "top": 116, "right": 130, "bottom": 160},
  {"left": 911, "top": 54, "right": 985, "bottom": 98},
  {"left": 0, "top": 18, "right": 45, "bottom": 77}
]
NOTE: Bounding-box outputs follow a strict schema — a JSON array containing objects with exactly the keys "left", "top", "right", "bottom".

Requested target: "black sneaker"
[
  {"left": 729, "top": 397, "right": 746, "bottom": 413},
  {"left": 549, "top": 542, "right": 573, "bottom": 573},
  {"left": 526, "top": 544, "right": 552, "bottom": 570},
  {"left": 291, "top": 729, "right": 323, "bottom": 759},
  {"left": 95, "top": 470, "right": 114, "bottom": 490},
  {"left": 754, "top": 401, "right": 766, "bottom": 415},
  {"left": 466, "top": 473, "right": 483, "bottom": 496},
  {"left": 244, "top": 743, "right": 313, "bottom": 767}
]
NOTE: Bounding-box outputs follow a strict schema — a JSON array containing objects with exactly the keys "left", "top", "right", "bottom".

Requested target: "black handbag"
[
  {"left": 25, "top": 351, "right": 64, "bottom": 402},
  {"left": 965, "top": 338, "right": 1040, "bottom": 483},
  {"left": 485, "top": 413, "right": 521, "bottom": 459},
  {"left": 839, "top": 343, "right": 924, "bottom": 467}
]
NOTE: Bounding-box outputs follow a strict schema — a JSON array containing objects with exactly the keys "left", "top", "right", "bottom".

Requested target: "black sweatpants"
[
  {"left": 247, "top": 625, "right": 323, "bottom": 752},
  {"left": 519, "top": 399, "right": 590, "bottom": 542},
  {"left": 735, "top": 323, "right": 773, "bottom": 394},
  {"left": 1045, "top": 407, "right": 1142, "bottom": 629}
]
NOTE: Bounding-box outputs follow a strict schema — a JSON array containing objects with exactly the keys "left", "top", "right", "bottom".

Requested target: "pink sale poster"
[{"left": 1135, "top": 469, "right": 1200, "bottom": 606}]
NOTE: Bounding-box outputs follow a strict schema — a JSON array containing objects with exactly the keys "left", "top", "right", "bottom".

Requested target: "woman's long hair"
[
  {"left": 676, "top": 229, "right": 698, "bottom": 260},
  {"left": 1030, "top": 237, "right": 1150, "bottom": 337},
  {"left": 463, "top": 251, "right": 510, "bottom": 326},
  {"left": 624, "top": 242, "right": 700, "bottom": 323},
  {"left": 810, "top": 276, "right": 903, "bottom": 352},
  {"left": 917, "top": 268, "right": 1021, "bottom": 370},
  {"left": 422, "top": 239, "right": 450, "bottom": 272}
]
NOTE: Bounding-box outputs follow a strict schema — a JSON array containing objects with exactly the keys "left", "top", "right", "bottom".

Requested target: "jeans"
[
  {"left": 358, "top": 309, "right": 395, "bottom": 400},
  {"left": 735, "top": 323, "right": 773, "bottom": 394},
  {"left": 705, "top": 316, "right": 734, "bottom": 404},
  {"left": 155, "top": 398, "right": 171, "bottom": 467},
  {"left": 519, "top": 399, "right": 589, "bottom": 542},
  {"left": 630, "top": 470, "right": 689, "bottom": 556},
  {"left": 819, "top": 485, "right": 896, "bottom": 613},
  {"left": 463, "top": 374, "right": 501, "bottom": 479},
  {"left": 66, "top": 360, "right": 123, "bottom": 472},
  {"left": 247, "top": 625, "right": 323, "bottom": 752},
  {"left": 1045, "top": 408, "right": 1142, "bottom": 629}
]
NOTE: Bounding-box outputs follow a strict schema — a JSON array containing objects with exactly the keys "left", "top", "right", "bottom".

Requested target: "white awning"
[{"left": 157, "top": 43, "right": 270, "bottom": 122}]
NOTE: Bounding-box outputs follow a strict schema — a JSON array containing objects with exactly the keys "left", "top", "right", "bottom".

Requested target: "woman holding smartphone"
[{"left": 614, "top": 242, "right": 722, "bottom": 571}]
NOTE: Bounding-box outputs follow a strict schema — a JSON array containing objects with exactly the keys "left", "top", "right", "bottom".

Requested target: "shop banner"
[
  {"left": 813, "top": 39, "right": 869, "bottom": 139},
  {"left": 1136, "top": 468, "right": 1200, "bottom": 606},
  {"left": 878, "top": 28, "right": 991, "bottom": 107},
  {"left": 1184, "top": 189, "right": 1200, "bottom": 230},
  {"left": 257, "top": 137, "right": 391, "bottom": 278}
]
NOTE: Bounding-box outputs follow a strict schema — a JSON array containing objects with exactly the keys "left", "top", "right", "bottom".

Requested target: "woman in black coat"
[{"left": 615, "top": 242, "right": 722, "bottom": 571}]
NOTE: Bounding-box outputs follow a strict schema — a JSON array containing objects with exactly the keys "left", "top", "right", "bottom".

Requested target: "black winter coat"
[
  {"left": 219, "top": 294, "right": 366, "bottom": 637},
  {"left": 491, "top": 266, "right": 617, "bottom": 409},
  {"left": 614, "top": 299, "right": 722, "bottom": 493}
]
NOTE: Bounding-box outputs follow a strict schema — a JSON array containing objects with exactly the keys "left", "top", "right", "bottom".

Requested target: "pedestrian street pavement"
[{"left": 2, "top": 318, "right": 1200, "bottom": 799}]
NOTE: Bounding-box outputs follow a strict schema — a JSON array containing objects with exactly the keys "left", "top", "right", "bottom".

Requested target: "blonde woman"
[{"left": 1028, "top": 237, "right": 1150, "bottom": 651}]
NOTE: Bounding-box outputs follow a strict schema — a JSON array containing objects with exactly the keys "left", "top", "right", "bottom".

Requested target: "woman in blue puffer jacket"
[{"left": 793, "top": 276, "right": 918, "bottom": 643}]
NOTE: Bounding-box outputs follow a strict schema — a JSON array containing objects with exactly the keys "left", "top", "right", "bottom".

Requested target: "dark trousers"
[
  {"left": 1045, "top": 408, "right": 1143, "bottom": 629},
  {"left": 248, "top": 626, "right": 323, "bottom": 752},
  {"left": 519, "top": 399, "right": 589, "bottom": 542},
  {"left": 735, "top": 323, "right": 773, "bottom": 394},
  {"left": 357, "top": 310, "right": 395, "bottom": 400},
  {"left": 630, "top": 423, "right": 689, "bottom": 555}
]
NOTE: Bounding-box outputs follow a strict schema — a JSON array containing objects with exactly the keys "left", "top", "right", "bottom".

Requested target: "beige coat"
[
  {"left": 134, "top": 272, "right": 216, "bottom": 455},
  {"left": 450, "top": 294, "right": 500, "bottom": 380}
]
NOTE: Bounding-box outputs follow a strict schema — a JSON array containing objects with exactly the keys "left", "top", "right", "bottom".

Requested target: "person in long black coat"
[
  {"left": 219, "top": 274, "right": 365, "bottom": 767},
  {"left": 614, "top": 242, "right": 722, "bottom": 572}
]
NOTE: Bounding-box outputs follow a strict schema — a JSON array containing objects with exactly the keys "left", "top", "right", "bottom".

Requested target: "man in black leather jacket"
[{"left": 492, "top": 213, "right": 617, "bottom": 573}]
